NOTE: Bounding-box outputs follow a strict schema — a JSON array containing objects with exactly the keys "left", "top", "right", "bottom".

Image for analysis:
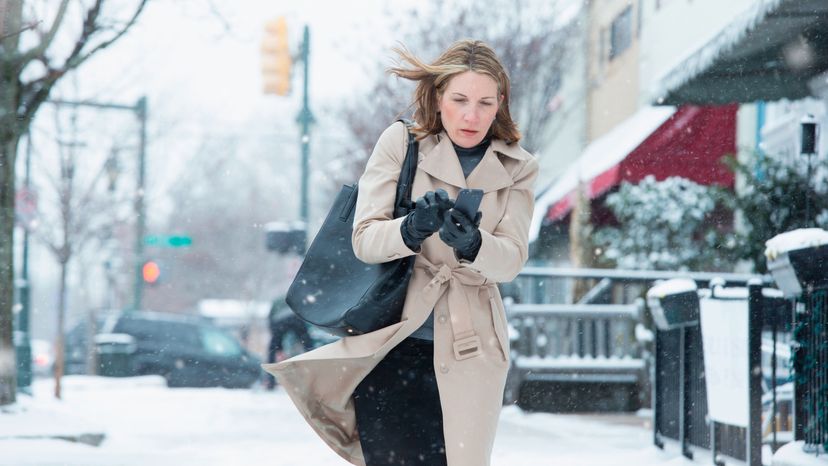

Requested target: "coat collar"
[{"left": 418, "top": 131, "right": 526, "bottom": 193}]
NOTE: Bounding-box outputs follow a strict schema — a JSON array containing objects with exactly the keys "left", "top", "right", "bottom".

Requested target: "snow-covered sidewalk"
[{"left": 0, "top": 376, "right": 690, "bottom": 465}]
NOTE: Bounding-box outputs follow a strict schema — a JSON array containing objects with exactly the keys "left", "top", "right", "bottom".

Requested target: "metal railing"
[
  {"left": 652, "top": 282, "right": 791, "bottom": 465},
  {"left": 502, "top": 267, "right": 772, "bottom": 411},
  {"left": 794, "top": 288, "right": 828, "bottom": 451}
]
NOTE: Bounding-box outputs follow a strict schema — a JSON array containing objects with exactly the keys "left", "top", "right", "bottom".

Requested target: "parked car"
[
  {"left": 268, "top": 298, "right": 338, "bottom": 361},
  {"left": 65, "top": 310, "right": 262, "bottom": 388}
]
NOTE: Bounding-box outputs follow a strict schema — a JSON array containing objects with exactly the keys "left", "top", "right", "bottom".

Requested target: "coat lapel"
[
  {"left": 418, "top": 133, "right": 468, "bottom": 190},
  {"left": 419, "top": 132, "right": 527, "bottom": 194},
  {"left": 466, "top": 147, "right": 514, "bottom": 193}
]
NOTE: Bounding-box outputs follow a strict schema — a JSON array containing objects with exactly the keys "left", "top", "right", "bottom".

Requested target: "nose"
[{"left": 463, "top": 109, "right": 479, "bottom": 124}]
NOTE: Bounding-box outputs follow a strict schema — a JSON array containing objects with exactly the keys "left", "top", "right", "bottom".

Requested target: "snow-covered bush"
[
  {"left": 592, "top": 151, "right": 828, "bottom": 274},
  {"left": 726, "top": 153, "right": 828, "bottom": 273},
  {"left": 593, "top": 175, "right": 733, "bottom": 271}
]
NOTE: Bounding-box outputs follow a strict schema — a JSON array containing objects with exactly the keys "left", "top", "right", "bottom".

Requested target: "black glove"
[
  {"left": 439, "top": 208, "right": 483, "bottom": 261},
  {"left": 401, "top": 189, "right": 453, "bottom": 252}
]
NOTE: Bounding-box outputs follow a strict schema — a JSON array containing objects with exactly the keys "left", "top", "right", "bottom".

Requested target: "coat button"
[
  {"left": 439, "top": 363, "right": 449, "bottom": 374},
  {"left": 437, "top": 315, "right": 447, "bottom": 324}
]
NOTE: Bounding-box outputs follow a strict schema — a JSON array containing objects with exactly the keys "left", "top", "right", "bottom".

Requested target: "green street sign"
[{"left": 144, "top": 235, "right": 193, "bottom": 248}]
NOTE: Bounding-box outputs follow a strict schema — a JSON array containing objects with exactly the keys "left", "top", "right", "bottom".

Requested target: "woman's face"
[{"left": 438, "top": 71, "right": 502, "bottom": 148}]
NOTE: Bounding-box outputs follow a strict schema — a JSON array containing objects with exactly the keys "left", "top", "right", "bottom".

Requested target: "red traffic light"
[{"left": 142, "top": 261, "right": 160, "bottom": 284}]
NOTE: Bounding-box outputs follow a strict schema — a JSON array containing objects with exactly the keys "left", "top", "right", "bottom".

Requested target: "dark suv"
[{"left": 65, "top": 311, "right": 262, "bottom": 388}]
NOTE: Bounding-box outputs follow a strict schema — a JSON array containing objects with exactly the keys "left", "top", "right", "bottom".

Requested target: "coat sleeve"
[
  {"left": 351, "top": 121, "right": 419, "bottom": 264},
  {"left": 462, "top": 156, "right": 539, "bottom": 283}
]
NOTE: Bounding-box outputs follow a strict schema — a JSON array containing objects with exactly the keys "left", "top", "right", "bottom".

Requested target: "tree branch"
[
  {"left": 0, "top": 19, "right": 40, "bottom": 42},
  {"left": 64, "top": 0, "right": 149, "bottom": 71},
  {"left": 19, "top": 0, "right": 149, "bottom": 125},
  {"left": 16, "top": 0, "right": 69, "bottom": 65}
]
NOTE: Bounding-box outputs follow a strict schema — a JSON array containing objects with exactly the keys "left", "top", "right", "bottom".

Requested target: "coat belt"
[{"left": 415, "top": 258, "right": 497, "bottom": 361}]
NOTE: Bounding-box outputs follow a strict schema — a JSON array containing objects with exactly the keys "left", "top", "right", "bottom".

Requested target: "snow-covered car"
[{"left": 65, "top": 311, "right": 262, "bottom": 388}]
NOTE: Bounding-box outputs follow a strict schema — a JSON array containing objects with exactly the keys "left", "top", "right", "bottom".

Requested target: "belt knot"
[{"left": 430, "top": 264, "right": 453, "bottom": 285}]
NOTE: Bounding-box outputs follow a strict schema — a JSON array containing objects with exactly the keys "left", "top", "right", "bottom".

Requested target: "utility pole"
[
  {"left": 261, "top": 20, "right": 313, "bottom": 251},
  {"left": 15, "top": 132, "right": 33, "bottom": 391},
  {"left": 297, "top": 25, "right": 314, "bottom": 229},
  {"left": 133, "top": 96, "right": 148, "bottom": 311}
]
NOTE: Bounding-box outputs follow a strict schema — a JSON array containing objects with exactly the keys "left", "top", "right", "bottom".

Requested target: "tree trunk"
[
  {"left": 53, "top": 259, "right": 68, "bottom": 399},
  {"left": 569, "top": 180, "right": 594, "bottom": 303},
  {"left": 85, "top": 307, "right": 98, "bottom": 375},
  {"left": 0, "top": 131, "right": 19, "bottom": 405},
  {"left": 0, "top": 0, "right": 24, "bottom": 407}
]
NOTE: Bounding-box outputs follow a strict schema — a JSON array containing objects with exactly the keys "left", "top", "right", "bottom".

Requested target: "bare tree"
[
  {"left": 140, "top": 135, "right": 291, "bottom": 314},
  {"left": 26, "top": 103, "right": 135, "bottom": 398},
  {"left": 0, "top": 0, "right": 150, "bottom": 405},
  {"left": 325, "top": 0, "right": 575, "bottom": 191}
]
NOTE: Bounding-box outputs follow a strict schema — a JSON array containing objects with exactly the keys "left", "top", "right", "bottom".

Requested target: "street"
[{"left": 0, "top": 376, "right": 689, "bottom": 465}]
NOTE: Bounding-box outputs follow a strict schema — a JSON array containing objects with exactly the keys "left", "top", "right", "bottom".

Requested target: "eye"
[
  {"left": 453, "top": 98, "right": 467, "bottom": 103},
  {"left": 480, "top": 102, "right": 493, "bottom": 106}
]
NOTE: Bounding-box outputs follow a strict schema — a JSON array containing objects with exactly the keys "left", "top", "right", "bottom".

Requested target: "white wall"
[{"left": 762, "top": 98, "right": 828, "bottom": 160}]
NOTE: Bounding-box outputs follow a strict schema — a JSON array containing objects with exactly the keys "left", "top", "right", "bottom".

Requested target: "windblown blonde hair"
[{"left": 388, "top": 39, "right": 521, "bottom": 144}]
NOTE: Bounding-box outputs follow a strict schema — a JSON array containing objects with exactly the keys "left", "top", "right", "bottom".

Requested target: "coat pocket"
[{"left": 488, "top": 293, "right": 510, "bottom": 362}]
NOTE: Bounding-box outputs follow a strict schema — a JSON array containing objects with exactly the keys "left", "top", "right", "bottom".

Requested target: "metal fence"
[
  {"left": 652, "top": 282, "right": 791, "bottom": 465},
  {"left": 794, "top": 288, "right": 828, "bottom": 451},
  {"left": 503, "top": 267, "right": 767, "bottom": 412}
]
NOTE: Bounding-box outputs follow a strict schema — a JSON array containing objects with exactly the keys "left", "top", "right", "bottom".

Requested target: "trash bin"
[
  {"left": 94, "top": 333, "right": 136, "bottom": 377},
  {"left": 766, "top": 229, "right": 828, "bottom": 454},
  {"left": 765, "top": 228, "right": 828, "bottom": 298},
  {"left": 646, "top": 278, "right": 699, "bottom": 330}
]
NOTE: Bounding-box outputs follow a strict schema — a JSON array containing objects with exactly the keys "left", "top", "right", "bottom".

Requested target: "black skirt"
[{"left": 353, "top": 337, "right": 448, "bottom": 466}]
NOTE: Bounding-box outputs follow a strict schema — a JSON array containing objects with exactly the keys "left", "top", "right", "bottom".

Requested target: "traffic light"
[
  {"left": 142, "top": 260, "right": 161, "bottom": 285},
  {"left": 261, "top": 17, "right": 291, "bottom": 96}
]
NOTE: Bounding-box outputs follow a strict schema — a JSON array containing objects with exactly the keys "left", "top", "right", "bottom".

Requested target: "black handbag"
[{"left": 285, "top": 120, "right": 418, "bottom": 337}]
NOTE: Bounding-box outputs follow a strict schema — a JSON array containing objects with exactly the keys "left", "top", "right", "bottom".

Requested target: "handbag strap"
[{"left": 393, "top": 118, "right": 418, "bottom": 218}]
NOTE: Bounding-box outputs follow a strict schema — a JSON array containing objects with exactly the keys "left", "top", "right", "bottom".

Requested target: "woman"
[{"left": 264, "top": 39, "right": 538, "bottom": 466}]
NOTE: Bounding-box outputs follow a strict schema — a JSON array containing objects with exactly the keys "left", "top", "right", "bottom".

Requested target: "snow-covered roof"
[
  {"left": 646, "top": 278, "right": 697, "bottom": 299},
  {"left": 530, "top": 106, "right": 676, "bottom": 242},
  {"left": 93, "top": 333, "right": 136, "bottom": 345},
  {"left": 197, "top": 299, "right": 271, "bottom": 321},
  {"left": 652, "top": 0, "right": 786, "bottom": 103},
  {"left": 265, "top": 221, "right": 306, "bottom": 232},
  {"left": 764, "top": 228, "right": 828, "bottom": 260}
]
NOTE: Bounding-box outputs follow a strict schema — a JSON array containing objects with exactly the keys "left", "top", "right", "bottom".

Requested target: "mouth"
[{"left": 460, "top": 129, "right": 478, "bottom": 136}]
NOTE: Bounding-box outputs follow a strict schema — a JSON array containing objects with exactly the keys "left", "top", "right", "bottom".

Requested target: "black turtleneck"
[{"left": 453, "top": 138, "right": 490, "bottom": 178}]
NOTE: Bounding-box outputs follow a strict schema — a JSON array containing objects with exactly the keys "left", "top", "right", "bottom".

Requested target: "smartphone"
[{"left": 453, "top": 188, "right": 484, "bottom": 220}]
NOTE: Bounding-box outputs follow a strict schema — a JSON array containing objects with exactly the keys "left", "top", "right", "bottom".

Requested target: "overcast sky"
[
  {"left": 20, "top": 0, "right": 425, "bottom": 335},
  {"left": 58, "top": 0, "right": 412, "bottom": 125}
]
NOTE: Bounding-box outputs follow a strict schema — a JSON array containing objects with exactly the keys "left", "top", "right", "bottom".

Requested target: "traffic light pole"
[
  {"left": 133, "top": 97, "right": 148, "bottom": 311},
  {"left": 298, "top": 25, "right": 314, "bottom": 229}
]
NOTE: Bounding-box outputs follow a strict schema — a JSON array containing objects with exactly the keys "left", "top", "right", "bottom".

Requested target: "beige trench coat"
[{"left": 263, "top": 121, "right": 538, "bottom": 466}]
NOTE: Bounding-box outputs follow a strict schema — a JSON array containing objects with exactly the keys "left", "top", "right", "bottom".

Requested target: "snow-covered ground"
[{"left": 1, "top": 376, "right": 695, "bottom": 465}]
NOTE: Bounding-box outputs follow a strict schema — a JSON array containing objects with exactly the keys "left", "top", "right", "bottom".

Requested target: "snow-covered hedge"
[{"left": 593, "top": 175, "right": 732, "bottom": 271}]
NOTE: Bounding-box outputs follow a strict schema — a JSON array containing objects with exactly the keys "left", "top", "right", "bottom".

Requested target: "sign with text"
[
  {"left": 700, "top": 297, "right": 749, "bottom": 427},
  {"left": 144, "top": 235, "right": 192, "bottom": 248}
]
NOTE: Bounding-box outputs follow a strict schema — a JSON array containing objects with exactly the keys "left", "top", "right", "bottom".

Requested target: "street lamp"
[{"left": 801, "top": 114, "right": 819, "bottom": 227}]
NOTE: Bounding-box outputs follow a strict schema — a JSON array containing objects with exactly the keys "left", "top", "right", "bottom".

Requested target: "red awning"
[{"left": 540, "top": 104, "right": 737, "bottom": 226}]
